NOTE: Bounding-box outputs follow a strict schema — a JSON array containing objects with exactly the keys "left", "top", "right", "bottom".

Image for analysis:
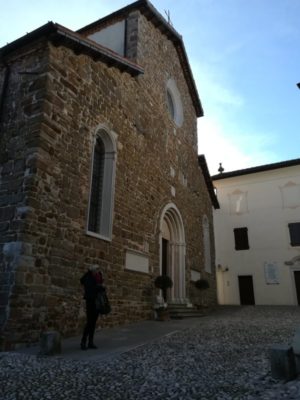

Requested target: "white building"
[{"left": 212, "top": 158, "right": 300, "bottom": 305}]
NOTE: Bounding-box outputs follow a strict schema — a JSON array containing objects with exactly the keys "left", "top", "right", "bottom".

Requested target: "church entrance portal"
[{"left": 160, "top": 204, "right": 186, "bottom": 303}]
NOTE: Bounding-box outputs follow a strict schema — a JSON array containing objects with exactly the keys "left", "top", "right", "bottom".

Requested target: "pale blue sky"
[{"left": 1, "top": 0, "right": 299, "bottom": 174}]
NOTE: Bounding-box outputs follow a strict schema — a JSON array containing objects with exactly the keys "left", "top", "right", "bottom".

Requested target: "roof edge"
[
  {"left": 0, "top": 22, "right": 56, "bottom": 58},
  {"left": 212, "top": 157, "right": 300, "bottom": 181},
  {"left": 198, "top": 155, "right": 220, "bottom": 209},
  {"left": 77, "top": 0, "right": 181, "bottom": 40},
  {"left": 0, "top": 22, "right": 144, "bottom": 76},
  {"left": 77, "top": 0, "right": 203, "bottom": 117}
]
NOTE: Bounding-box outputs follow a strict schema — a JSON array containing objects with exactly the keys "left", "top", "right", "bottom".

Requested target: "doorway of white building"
[{"left": 238, "top": 275, "right": 255, "bottom": 305}]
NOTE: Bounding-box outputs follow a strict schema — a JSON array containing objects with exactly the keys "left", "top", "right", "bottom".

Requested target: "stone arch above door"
[{"left": 159, "top": 203, "right": 187, "bottom": 303}]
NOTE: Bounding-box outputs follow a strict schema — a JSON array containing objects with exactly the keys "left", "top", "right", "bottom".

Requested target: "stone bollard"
[
  {"left": 39, "top": 331, "right": 61, "bottom": 356},
  {"left": 292, "top": 326, "right": 300, "bottom": 374},
  {"left": 270, "top": 344, "right": 297, "bottom": 381},
  {"left": 0, "top": 336, "right": 6, "bottom": 352}
]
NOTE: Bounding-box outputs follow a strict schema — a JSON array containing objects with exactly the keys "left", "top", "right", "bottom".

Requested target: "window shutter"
[
  {"left": 234, "top": 227, "right": 249, "bottom": 250},
  {"left": 288, "top": 223, "right": 300, "bottom": 246}
]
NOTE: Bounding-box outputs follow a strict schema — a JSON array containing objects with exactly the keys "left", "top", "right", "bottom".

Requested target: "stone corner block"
[
  {"left": 39, "top": 331, "right": 61, "bottom": 356},
  {"left": 294, "top": 354, "right": 300, "bottom": 375},
  {"left": 269, "top": 344, "right": 297, "bottom": 381},
  {"left": 292, "top": 326, "right": 300, "bottom": 355}
]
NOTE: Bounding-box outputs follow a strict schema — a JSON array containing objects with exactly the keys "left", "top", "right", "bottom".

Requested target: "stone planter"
[{"left": 155, "top": 307, "right": 170, "bottom": 321}]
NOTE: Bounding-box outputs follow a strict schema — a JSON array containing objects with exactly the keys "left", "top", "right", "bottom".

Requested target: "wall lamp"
[{"left": 217, "top": 264, "right": 229, "bottom": 272}]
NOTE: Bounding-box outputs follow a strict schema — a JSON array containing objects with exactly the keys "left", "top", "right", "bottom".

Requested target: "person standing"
[{"left": 80, "top": 264, "right": 103, "bottom": 350}]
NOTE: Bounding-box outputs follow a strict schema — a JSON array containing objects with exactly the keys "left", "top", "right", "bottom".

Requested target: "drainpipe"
[{"left": 0, "top": 61, "right": 11, "bottom": 130}]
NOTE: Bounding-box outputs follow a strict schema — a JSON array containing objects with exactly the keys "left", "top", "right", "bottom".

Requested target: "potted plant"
[
  {"left": 154, "top": 275, "right": 173, "bottom": 295},
  {"left": 194, "top": 278, "right": 210, "bottom": 308},
  {"left": 195, "top": 278, "right": 210, "bottom": 290},
  {"left": 154, "top": 275, "right": 173, "bottom": 321}
]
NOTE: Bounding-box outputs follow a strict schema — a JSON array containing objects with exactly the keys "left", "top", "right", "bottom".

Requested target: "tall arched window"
[
  {"left": 203, "top": 215, "right": 212, "bottom": 273},
  {"left": 87, "top": 126, "right": 117, "bottom": 240}
]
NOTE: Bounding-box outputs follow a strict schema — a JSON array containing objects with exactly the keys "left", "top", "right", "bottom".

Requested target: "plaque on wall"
[
  {"left": 264, "top": 262, "right": 279, "bottom": 284},
  {"left": 125, "top": 250, "right": 149, "bottom": 274}
]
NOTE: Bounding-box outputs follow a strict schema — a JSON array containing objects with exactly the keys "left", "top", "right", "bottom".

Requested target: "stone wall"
[
  {"left": 134, "top": 13, "right": 217, "bottom": 302},
  {"left": 0, "top": 12, "right": 216, "bottom": 347},
  {"left": 0, "top": 43, "right": 50, "bottom": 344}
]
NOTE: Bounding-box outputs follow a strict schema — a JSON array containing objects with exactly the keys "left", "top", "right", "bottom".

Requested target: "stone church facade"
[{"left": 0, "top": 0, "right": 218, "bottom": 348}]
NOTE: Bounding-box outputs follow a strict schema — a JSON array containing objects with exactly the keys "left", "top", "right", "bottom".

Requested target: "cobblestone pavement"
[{"left": 1, "top": 306, "right": 300, "bottom": 399}]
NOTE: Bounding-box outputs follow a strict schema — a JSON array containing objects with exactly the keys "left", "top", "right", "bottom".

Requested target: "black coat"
[{"left": 80, "top": 271, "right": 103, "bottom": 301}]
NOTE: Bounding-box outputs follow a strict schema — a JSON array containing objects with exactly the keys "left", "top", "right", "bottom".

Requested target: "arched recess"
[
  {"left": 159, "top": 203, "right": 187, "bottom": 303},
  {"left": 203, "top": 215, "right": 212, "bottom": 273}
]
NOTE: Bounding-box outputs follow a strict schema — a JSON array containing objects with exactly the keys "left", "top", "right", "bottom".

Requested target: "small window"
[
  {"left": 234, "top": 227, "right": 249, "bottom": 250},
  {"left": 166, "top": 78, "right": 183, "bottom": 127},
  {"left": 288, "top": 223, "right": 300, "bottom": 246}
]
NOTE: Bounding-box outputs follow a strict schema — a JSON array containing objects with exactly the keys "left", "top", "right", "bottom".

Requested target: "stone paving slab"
[{"left": 14, "top": 316, "right": 207, "bottom": 361}]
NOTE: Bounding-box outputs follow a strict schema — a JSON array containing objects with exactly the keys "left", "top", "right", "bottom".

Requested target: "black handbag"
[{"left": 96, "top": 291, "right": 111, "bottom": 315}]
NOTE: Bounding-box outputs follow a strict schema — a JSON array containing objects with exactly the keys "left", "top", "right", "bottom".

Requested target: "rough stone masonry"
[{"left": 0, "top": 1, "right": 218, "bottom": 348}]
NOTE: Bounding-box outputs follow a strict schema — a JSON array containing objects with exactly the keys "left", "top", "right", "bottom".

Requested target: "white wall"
[
  {"left": 88, "top": 20, "right": 125, "bottom": 56},
  {"left": 214, "top": 165, "right": 300, "bottom": 305}
]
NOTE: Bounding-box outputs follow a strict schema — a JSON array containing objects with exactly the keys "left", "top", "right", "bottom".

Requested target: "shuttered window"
[
  {"left": 288, "top": 223, "right": 300, "bottom": 246},
  {"left": 234, "top": 227, "right": 249, "bottom": 250}
]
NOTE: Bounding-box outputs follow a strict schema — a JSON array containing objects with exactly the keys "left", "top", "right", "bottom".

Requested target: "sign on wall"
[
  {"left": 264, "top": 262, "right": 279, "bottom": 284},
  {"left": 125, "top": 250, "right": 149, "bottom": 274}
]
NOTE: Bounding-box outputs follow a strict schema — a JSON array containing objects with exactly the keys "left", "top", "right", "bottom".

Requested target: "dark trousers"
[{"left": 81, "top": 300, "right": 99, "bottom": 345}]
